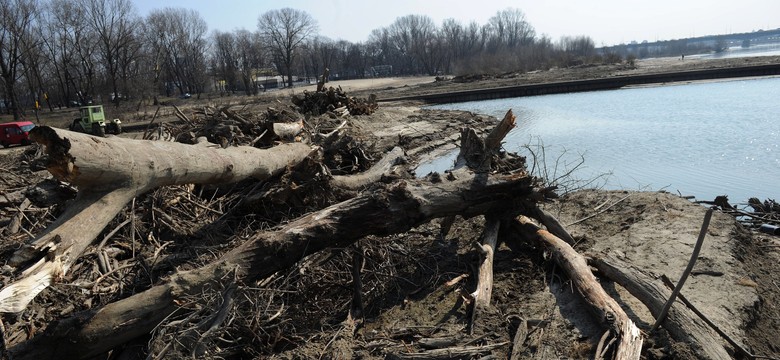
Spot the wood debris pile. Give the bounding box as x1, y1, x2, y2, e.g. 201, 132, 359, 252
699, 195, 780, 229
0, 99, 749, 359
291, 86, 378, 117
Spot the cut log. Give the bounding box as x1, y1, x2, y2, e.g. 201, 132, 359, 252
589, 255, 732, 360
0, 127, 313, 314
8, 169, 539, 359
512, 216, 643, 360
272, 119, 304, 140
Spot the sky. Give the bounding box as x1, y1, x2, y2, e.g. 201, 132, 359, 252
133, 0, 780, 46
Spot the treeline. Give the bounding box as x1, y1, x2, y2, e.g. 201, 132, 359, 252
1, 0, 617, 120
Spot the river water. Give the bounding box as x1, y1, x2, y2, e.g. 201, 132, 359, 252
422, 77, 780, 204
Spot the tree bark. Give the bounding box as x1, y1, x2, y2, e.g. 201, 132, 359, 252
0, 127, 313, 314
589, 255, 732, 360
513, 216, 643, 360
8, 170, 539, 359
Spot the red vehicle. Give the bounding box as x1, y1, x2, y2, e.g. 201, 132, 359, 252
0, 121, 35, 148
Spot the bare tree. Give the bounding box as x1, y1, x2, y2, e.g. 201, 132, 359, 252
487, 8, 535, 50
258, 8, 317, 87
41, 0, 81, 107
22, 21, 48, 113
145, 7, 209, 97
440, 18, 463, 73
367, 27, 396, 72
341, 42, 368, 79
556, 35, 596, 66
304, 36, 337, 80
0, 0, 39, 119
388, 14, 440, 75
234, 29, 265, 95
44, 0, 102, 106
80, 0, 139, 105
211, 30, 238, 93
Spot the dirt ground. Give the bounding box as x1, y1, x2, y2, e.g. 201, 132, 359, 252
2, 55, 780, 359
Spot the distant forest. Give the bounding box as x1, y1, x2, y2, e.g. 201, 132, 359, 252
2, 0, 778, 120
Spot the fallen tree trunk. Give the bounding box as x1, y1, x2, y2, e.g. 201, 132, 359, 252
589, 255, 732, 360
0, 127, 313, 313
9, 170, 540, 359
513, 216, 643, 360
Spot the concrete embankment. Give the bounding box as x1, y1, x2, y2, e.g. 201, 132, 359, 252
381, 63, 780, 104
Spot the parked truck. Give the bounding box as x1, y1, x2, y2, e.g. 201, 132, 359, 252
69, 105, 121, 136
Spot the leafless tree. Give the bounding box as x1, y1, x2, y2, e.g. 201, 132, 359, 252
258, 8, 317, 87
145, 7, 209, 97
302, 36, 337, 80
367, 28, 396, 72
388, 14, 440, 75
22, 21, 48, 113
212, 30, 238, 93
234, 29, 266, 95
42, 0, 101, 107
487, 8, 535, 50
440, 19, 462, 74
41, 0, 81, 108
441, 19, 485, 74
341, 42, 368, 79
556, 35, 596, 66
80, 0, 140, 105
0, 0, 39, 119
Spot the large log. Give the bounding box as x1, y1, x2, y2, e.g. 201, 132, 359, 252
9, 169, 539, 359
589, 255, 732, 360
0, 127, 313, 313
513, 216, 643, 360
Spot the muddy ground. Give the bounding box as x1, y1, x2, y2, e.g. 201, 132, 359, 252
1, 55, 780, 359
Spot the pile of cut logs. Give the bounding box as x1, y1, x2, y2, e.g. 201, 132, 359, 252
291, 86, 378, 117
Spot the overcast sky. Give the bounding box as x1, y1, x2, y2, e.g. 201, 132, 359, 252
133, 0, 780, 46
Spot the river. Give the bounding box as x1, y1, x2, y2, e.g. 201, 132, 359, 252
421, 76, 780, 204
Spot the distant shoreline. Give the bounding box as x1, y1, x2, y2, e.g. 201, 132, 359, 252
379, 62, 780, 104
